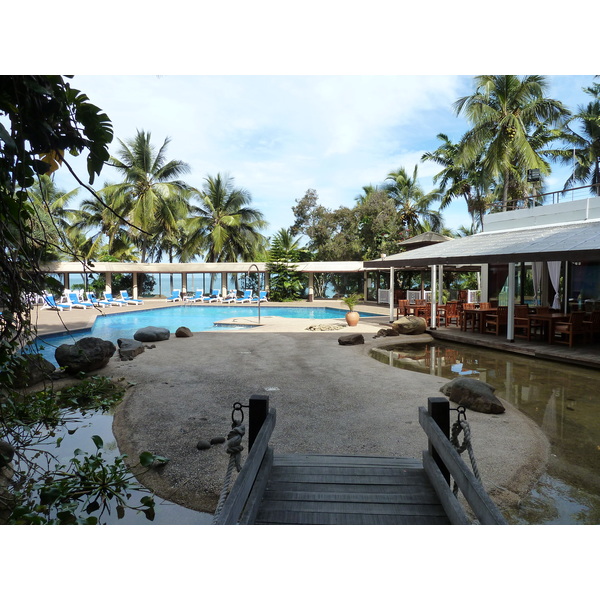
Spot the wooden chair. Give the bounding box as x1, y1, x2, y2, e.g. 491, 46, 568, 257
479, 302, 491, 310
514, 305, 532, 340
461, 303, 476, 331
584, 311, 600, 342
553, 312, 589, 347
396, 299, 409, 319
485, 305, 508, 335
438, 302, 460, 328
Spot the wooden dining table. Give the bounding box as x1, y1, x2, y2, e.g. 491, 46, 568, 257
461, 307, 497, 333
527, 312, 568, 343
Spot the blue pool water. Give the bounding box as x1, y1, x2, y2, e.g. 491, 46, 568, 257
31, 305, 378, 366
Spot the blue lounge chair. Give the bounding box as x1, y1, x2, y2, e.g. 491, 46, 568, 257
185, 290, 204, 302
120, 290, 143, 304
203, 289, 222, 303
222, 290, 237, 304
251, 290, 268, 303
42, 294, 72, 311
87, 292, 112, 307
235, 290, 253, 303
68, 292, 94, 309
166, 289, 181, 302
104, 293, 128, 306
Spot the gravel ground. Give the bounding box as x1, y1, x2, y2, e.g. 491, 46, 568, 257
105, 325, 550, 517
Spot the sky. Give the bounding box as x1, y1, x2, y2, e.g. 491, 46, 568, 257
51, 73, 597, 242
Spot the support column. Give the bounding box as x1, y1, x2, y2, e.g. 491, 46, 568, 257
438, 265, 444, 305
182, 273, 187, 296
389, 267, 395, 322
308, 272, 314, 302
221, 272, 227, 297
430, 264, 437, 330
133, 272, 138, 299
105, 272, 112, 295
507, 262, 515, 342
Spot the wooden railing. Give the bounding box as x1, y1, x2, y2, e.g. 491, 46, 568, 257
419, 397, 507, 525
213, 395, 276, 525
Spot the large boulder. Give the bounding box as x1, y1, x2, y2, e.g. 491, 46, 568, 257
55, 337, 116, 374
133, 326, 171, 342
392, 316, 427, 335
175, 326, 193, 338
338, 333, 364, 345
13, 353, 56, 388
117, 338, 145, 361
440, 378, 505, 414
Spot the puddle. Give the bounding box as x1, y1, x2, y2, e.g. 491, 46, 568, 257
370, 340, 600, 524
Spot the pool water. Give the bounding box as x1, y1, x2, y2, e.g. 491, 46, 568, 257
370, 340, 600, 524
32, 305, 376, 366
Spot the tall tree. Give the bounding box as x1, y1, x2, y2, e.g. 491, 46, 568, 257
104, 130, 192, 262
385, 165, 443, 237
454, 75, 570, 210
182, 173, 268, 262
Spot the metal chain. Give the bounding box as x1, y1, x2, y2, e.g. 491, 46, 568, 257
450, 407, 481, 496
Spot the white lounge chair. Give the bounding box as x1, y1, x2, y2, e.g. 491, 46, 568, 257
235, 290, 253, 303
222, 290, 237, 304
203, 289, 222, 303
166, 289, 181, 302
251, 290, 268, 303
68, 292, 94, 309
120, 290, 143, 304
42, 294, 72, 311
104, 293, 128, 306
185, 290, 204, 302
87, 291, 112, 307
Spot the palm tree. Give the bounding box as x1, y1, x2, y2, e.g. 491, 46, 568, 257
454, 75, 570, 210
422, 133, 490, 230
552, 81, 600, 195
385, 165, 443, 238
104, 130, 192, 262
182, 173, 268, 263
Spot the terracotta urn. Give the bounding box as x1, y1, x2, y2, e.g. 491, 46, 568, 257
345, 311, 360, 327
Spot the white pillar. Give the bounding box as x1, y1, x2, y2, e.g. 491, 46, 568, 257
430, 264, 437, 329
221, 272, 227, 297
182, 273, 187, 295
133, 272, 138, 299
389, 267, 395, 322
105, 272, 112, 294
438, 265, 444, 305
308, 272, 314, 302
507, 262, 515, 342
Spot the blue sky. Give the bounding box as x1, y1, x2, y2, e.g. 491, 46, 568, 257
52, 74, 597, 241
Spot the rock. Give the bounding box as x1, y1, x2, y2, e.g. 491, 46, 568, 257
392, 316, 427, 335
196, 440, 211, 450
338, 333, 364, 345
440, 378, 505, 414
13, 353, 56, 388
175, 326, 193, 338
210, 436, 226, 445
133, 326, 171, 342
117, 338, 145, 361
55, 337, 116, 375
373, 327, 400, 339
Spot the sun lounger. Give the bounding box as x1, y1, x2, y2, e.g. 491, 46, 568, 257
251, 290, 268, 303
185, 290, 204, 302
42, 294, 72, 311
120, 290, 143, 304
67, 292, 94, 309
166, 289, 181, 302
203, 289, 222, 303
87, 292, 112, 307
104, 293, 128, 306
235, 290, 253, 303
221, 290, 237, 304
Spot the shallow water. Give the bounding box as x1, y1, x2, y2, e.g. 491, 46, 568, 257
370, 340, 600, 524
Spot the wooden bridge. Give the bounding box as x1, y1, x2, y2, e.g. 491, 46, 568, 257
213, 396, 507, 525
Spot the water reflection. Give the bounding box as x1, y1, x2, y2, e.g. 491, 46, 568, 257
370, 341, 600, 524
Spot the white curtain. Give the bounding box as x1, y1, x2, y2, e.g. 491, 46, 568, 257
532, 262, 543, 305
547, 261, 561, 309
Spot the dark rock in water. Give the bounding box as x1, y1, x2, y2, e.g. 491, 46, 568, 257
134, 326, 170, 342
196, 440, 211, 450
175, 326, 193, 338
13, 353, 56, 388
210, 436, 226, 445
373, 327, 399, 339
338, 333, 365, 345
117, 338, 145, 361
440, 378, 505, 414
392, 316, 427, 335
55, 337, 116, 375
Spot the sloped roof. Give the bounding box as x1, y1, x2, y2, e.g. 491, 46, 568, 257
400, 231, 453, 248
364, 220, 600, 268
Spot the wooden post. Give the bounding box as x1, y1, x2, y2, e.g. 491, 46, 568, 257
248, 395, 269, 452
428, 397, 450, 484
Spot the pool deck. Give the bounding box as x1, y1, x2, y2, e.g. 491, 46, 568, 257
30, 299, 600, 368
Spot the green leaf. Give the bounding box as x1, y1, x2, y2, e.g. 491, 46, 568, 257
139, 451, 155, 467
91, 435, 103, 449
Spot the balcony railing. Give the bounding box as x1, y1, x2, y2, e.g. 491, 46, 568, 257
491, 183, 600, 212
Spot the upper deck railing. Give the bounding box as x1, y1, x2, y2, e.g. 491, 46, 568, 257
490, 183, 600, 212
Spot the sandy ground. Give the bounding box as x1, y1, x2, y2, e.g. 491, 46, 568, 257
98, 315, 550, 517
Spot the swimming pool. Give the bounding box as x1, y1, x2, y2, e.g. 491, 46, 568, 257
31, 305, 378, 365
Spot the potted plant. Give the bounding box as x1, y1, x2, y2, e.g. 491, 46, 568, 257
342, 293, 363, 326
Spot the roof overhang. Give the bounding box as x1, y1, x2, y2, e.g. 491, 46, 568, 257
364, 220, 600, 269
